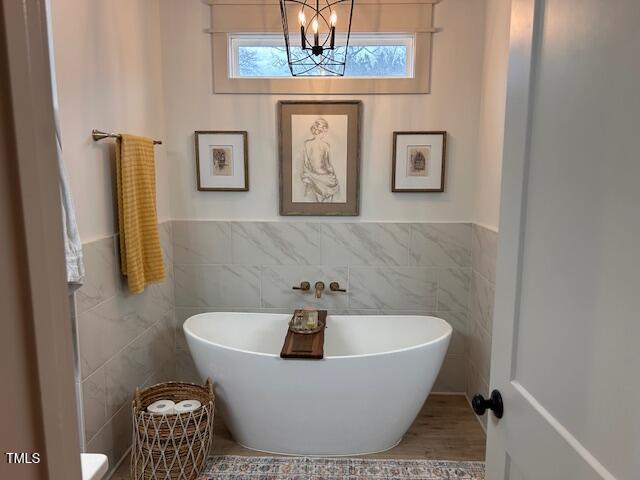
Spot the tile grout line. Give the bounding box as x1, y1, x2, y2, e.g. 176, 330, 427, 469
85, 355, 167, 451
407, 224, 413, 267
472, 267, 497, 288
101, 310, 174, 390
81, 303, 175, 382
79, 220, 174, 312
167, 222, 179, 363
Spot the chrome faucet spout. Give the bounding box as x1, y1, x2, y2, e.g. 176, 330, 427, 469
314, 281, 325, 299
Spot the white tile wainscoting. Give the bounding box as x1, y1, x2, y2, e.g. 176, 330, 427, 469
171, 221, 475, 394
74, 221, 497, 474
74, 222, 176, 476
465, 224, 498, 429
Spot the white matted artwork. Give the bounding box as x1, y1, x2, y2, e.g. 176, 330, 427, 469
279, 101, 361, 216
392, 131, 446, 192
195, 131, 248, 191
291, 115, 348, 204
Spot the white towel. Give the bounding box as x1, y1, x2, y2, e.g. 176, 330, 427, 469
56, 116, 85, 286
46, 3, 84, 288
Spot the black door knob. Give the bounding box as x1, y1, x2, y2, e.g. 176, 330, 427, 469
472, 389, 504, 419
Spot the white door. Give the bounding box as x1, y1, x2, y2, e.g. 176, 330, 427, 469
483, 0, 640, 479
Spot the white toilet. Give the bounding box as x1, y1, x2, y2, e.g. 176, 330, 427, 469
80, 454, 108, 480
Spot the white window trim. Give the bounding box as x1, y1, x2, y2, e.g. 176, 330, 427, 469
208, 0, 439, 94
228, 32, 416, 80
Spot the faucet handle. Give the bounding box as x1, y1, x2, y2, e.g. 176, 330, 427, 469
329, 282, 347, 293
292, 281, 311, 291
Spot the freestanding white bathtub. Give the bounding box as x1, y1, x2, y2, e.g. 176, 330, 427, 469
183, 313, 451, 456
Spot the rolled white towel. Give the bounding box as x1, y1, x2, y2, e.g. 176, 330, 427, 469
174, 400, 201, 414
147, 399, 176, 415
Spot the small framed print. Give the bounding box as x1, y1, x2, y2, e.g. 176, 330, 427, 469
195, 131, 249, 191
392, 131, 447, 192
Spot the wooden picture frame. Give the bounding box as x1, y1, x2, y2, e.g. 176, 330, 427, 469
195, 130, 249, 191
278, 101, 362, 216
392, 131, 447, 192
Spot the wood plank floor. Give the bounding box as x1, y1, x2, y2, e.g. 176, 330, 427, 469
112, 394, 485, 479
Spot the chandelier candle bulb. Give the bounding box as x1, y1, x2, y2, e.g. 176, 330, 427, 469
298, 10, 307, 49
312, 17, 319, 47
330, 10, 337, 48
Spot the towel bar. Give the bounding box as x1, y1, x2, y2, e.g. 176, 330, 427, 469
92, 129, 162, 145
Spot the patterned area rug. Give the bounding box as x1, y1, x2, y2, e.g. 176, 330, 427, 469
199, 455, 485, 479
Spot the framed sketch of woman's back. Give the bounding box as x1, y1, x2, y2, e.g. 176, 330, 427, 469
279, 101, 362, 216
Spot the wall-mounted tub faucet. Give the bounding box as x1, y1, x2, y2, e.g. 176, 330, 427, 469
292, 281, 345, 298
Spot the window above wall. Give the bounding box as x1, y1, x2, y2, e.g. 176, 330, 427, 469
207, 0, 439, 94
229, 33, 415, 79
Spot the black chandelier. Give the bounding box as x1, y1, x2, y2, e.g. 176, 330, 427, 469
279, 0, 355, 76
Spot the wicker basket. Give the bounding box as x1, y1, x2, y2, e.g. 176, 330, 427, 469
131, 379, 214, 480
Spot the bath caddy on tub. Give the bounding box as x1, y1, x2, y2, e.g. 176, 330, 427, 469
131, 379, 214, 480
280, 310, 327, 359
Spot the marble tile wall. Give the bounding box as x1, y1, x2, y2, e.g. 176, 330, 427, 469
466, 223, 498, 429
172, 221, 473, 393
73, 219, 495, 472
75, 222, 176, 476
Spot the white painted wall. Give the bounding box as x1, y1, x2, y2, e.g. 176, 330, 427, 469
473, 0, 511, 231
50, 0, 504, 231
158, 0, 487, 222
51, 0, 171, 243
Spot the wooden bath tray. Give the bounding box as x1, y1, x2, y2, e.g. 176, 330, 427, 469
280, 310, 327, 360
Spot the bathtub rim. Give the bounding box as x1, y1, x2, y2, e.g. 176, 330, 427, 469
183, 312, 452, 360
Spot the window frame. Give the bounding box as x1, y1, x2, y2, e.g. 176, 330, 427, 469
228, 32, 417, 80
208, 0, 438, 95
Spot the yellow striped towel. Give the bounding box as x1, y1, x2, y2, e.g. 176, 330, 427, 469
115, 134, 165, 294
